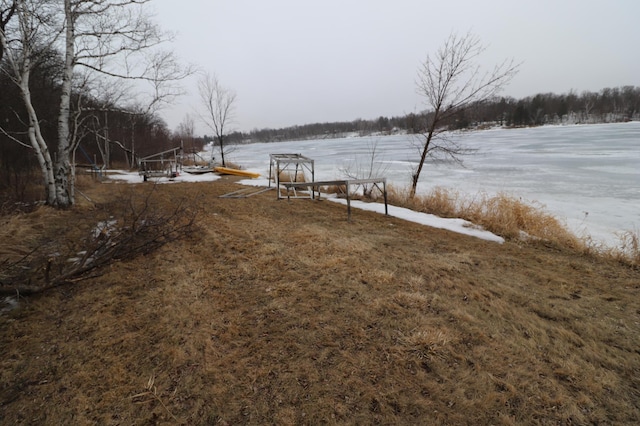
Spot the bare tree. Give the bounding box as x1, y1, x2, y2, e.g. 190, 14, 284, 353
340, 140, 389, 198
411, 31, 519, 198
0, 0, 15, 63
0, 0, 60, 205
176, 113, 202, 163
0, 0, 190, 208
56, 0, 190, 206
176, 113, 195, 147
197, 73, 236, 167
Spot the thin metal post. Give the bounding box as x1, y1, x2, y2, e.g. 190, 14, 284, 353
383, 179, 388, 215
346, 182, 351, 221
276, 159, 281, 199
311, 160, 315, 200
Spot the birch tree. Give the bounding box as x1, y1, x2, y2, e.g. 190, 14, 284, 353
0, 0, 59, 205
0, 0, 189, 208
197, 73, 236, 167
411, 31, 519, 198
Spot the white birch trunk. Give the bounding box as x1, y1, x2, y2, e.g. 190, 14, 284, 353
54, 0, 75, 207
1, 0, 57, 205
20, 73, 57, 205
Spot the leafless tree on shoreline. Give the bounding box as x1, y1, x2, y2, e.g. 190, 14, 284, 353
197, 73, 237, 167
411, 31, 520, 198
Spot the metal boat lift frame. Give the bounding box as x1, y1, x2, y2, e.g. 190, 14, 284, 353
269, 153, 315, 199
138, 146, 183, 181
282, 178, 388, 221
265, 152, 389, 220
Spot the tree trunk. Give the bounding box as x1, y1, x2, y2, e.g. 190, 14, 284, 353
410, 109, 439, 199
103, 111, 110, 168
219, 136, 226, 166
130, 120, 136, 168
54, 0, 76, 208
410, 129, 434, 199
20, 77, 56, 205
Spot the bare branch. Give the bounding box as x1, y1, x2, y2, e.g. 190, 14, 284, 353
197, 73, 237, 166
410, 31, 520, 198
1, 0, 192, 207
0, 125, 32, 148
0, 187, 200, 295
0, 0, 16, 62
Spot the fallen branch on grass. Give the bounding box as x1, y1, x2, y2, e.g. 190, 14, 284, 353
131, 375, 179, 422
0, 190, 199, 296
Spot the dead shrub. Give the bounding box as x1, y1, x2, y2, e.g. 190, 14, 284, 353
616, 230, 640, 266
0, 184, 200, 295
0, 168, 45, 213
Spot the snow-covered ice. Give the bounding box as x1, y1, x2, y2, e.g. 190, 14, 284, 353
228, 122, 640, 248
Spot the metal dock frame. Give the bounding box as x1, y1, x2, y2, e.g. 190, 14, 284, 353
138, 146, 183, 181
282, 178, 388, 221
269, 153, 315, 199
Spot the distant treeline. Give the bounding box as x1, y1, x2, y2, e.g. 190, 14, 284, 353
224, 86, 640, 144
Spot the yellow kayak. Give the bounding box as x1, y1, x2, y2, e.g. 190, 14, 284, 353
213, 166, 260, 179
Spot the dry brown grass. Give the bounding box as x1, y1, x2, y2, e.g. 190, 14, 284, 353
609, 229, 640, 267
320, 184, 347, 195
222, 161, 243, 170
387, 185, 640, 265
1, 177, 639, 424
0, 179, 199, 295
275, 170, 307, 183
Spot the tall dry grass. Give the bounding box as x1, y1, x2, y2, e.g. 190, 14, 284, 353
390, 186, 571, 244
606, 229, 640, 267
273, 170, 307, 183
388, 185, 640, 265
389, 186, 578, 243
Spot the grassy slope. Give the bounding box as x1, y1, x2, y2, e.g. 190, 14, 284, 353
1, 178, 639, 425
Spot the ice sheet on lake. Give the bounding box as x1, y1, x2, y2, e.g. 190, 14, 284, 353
228, 122, 640, 248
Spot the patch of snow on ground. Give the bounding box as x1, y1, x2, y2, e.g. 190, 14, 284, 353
105, 170, 221, 184
329, 198, 504, 244
236, 179, 504, 243
1, 296, 19, 313
93, 219, 118, 238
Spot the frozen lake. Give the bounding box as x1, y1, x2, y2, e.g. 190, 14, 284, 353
226, 122, 640, 247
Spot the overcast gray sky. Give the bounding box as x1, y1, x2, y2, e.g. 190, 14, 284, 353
151, 0, 639, 133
